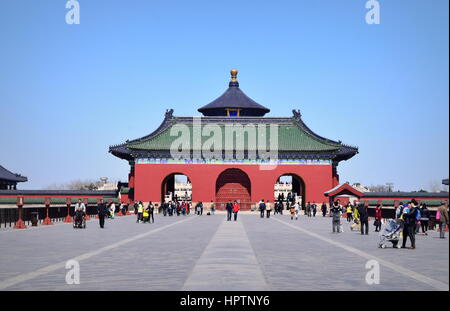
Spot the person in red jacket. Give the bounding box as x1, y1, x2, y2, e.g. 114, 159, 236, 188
374, 204, 382, 232
233, 200, 240, 221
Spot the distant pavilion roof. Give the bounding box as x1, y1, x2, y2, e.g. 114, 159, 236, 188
197, 69, 270, 117
109, 69, 358, 163
0, 165, 27, 183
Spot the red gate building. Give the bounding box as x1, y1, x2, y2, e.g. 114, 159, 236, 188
109, 69, 358, 209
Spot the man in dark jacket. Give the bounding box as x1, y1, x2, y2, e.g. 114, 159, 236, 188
402, 202, 418, 249
259, 200, 266, 218
97, 199, 108, 228
226, 200, 233, 221
330, 201, 342, 233
357, 203, 369, 235
321, 202, 327, 217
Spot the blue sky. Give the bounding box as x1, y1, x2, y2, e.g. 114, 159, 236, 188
0, 0, 448, 191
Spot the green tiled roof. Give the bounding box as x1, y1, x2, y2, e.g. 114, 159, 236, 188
421, 200, 443, 206
0, 197, 17, 204
381, 200, 395, 206
24, 198, 45, 204
127, 122, 341, 152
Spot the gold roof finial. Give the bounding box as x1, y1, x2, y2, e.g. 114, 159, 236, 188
230, 68, 238, 82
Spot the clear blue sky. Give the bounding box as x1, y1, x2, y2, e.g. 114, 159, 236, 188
0, 0, 448, 191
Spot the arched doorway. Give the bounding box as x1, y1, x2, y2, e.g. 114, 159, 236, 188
274, 174, 306, 208
161, 173, 192, 203
215, 168, 251, 210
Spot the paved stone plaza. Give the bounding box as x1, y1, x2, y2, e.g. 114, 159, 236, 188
0, 212, 448, 291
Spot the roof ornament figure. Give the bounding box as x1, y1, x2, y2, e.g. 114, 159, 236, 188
292, 109, 301, 119
165, 109, 174, 119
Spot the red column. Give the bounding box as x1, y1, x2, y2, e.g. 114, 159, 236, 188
42, 197, 53, 225
64, 198, 73, 223
13, 197, 27, 229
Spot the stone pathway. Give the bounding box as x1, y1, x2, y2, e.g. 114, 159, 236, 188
183, 218, 269, 291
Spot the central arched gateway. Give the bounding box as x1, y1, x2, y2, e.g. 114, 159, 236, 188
215, 168, 251, 210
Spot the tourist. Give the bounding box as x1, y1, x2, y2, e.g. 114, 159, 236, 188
137, 201, 144, 223
233, 200, 240, 221
374, 204, 382, 232
419, 203, 430, 235
294, 201, 299, 220
357, 203, 369, 235
330, 201, 341, 233
162, 201, 168, 216
266, 200, 272, 218
401, 201, 418, 249
346, 203, 353, 222
306, 202, 311, 217
226, 200, 233, 221
109, 201, 116, 219
148, 201, 154, 223
321, 202, 327, 217
437, 202, 449, 239
97, 199, 108, 228
259, 200, 266, 218
289, 203, 295, 220
396, 202, 405, 219
210, 200, 215, 215
279, 201, 283, 215
196, 201, 203, 215
75, 199, 86, 215
312, 202, 317, 217
133, 201, 139, 215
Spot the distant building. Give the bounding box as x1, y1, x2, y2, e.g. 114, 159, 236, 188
0, 165, 27, 190
351, 182, 371, 193
97, 177, 117, 191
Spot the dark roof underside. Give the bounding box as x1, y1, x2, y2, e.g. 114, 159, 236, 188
0, 165, 27, 183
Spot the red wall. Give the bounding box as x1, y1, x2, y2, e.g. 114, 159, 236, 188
134, 163, 333, 208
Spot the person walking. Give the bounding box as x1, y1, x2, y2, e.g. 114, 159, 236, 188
266, 200, 272, 218
357, 203, 369, 235
233, 200, 240, 221
109, 202, 116, 219
330, 201, 341, 233
226, 200, 233, 221
210, 201, 215, 215
259, 200, 266, 218
136, 201, 144, 223
97, 199, 108, 228
401, 202, 418, 249
148, 201, 154, 223
419, 203, 429, 235
294, 202, 300, 220
374, 204, 382, 232
312, 202, 317, 217
346, 203, 353, 222
290, 203, 295, 220
437, 203, 449, 239
321, 202, 327, 217
306, 202, 311, 217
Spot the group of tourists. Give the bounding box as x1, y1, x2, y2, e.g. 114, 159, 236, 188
327, 199, 450, 249
225, 200, 240, 221
133, 201, 155, 223
161, 200, 192, 216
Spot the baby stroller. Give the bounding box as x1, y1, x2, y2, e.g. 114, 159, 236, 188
142, 210, 150, 223
73, 210, 86, 229
350, 218, 360, 231
378, 219, 403, 248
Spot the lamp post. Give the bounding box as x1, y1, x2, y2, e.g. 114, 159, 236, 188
13, 197, 27, 229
